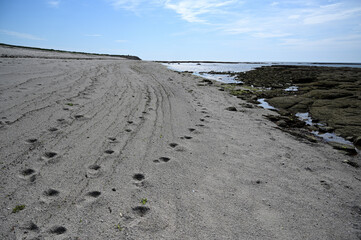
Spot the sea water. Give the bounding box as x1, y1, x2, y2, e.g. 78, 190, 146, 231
162, 62, 361, 83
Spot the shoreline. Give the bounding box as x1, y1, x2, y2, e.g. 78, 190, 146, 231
157, 60, 361, 66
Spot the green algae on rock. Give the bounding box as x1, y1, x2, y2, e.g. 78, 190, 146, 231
234, 65, 361, 144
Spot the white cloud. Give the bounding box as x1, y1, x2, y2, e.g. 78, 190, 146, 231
271, 2, 279, 6
48, 1, 60, 7
115, 39, 128, 43
0, 30, 45, 41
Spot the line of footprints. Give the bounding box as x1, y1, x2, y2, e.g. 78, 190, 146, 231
18, 102, 209, 236
18, 111, 95, 236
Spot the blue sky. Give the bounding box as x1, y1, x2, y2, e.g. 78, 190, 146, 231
1, 0, 361, 62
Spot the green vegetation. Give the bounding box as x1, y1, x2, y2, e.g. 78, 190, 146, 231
234, 65, 361, 150
140, 198, 148, 205
66, 103, 74, 106
117, 224, 123, 231
12, 204, 25, 213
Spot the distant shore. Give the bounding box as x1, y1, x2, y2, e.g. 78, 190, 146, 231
0, 43, 141, 60
157, 60, 361, 65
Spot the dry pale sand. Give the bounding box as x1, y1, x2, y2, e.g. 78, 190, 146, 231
0, 46, 360, 240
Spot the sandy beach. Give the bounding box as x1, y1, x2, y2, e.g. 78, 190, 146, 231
0, 46, 360, 239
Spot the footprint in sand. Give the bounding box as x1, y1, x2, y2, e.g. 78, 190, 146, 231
169, 143, 186, 152
188, 128, 201, 134
21, 168, 35, 176
89, 164, 101, 171
132, 206, 150, 217
86, 191, 101, 198
43, 189, 60, 197
41, 152, 59, 164
87, 164, 101, 178
48, 226, 67, 235
77, 191, 102, 207
180, 136, 192, 140
40, 188, 61, 203
20, 168, 37, 182
74, 114, 85, 120
48, 127, 58, 132
108, 137, 117, 142
133, 173, 146, 187
320, 180, 331, 190
44, 152, 57, 158
154, 157, 171, 163
225, 106, 237, 112
104, 150, 114, 154
26, 138, 38, 144
21, 221, 39, 232
169, 143, 178, 148
133, 173, 145, 181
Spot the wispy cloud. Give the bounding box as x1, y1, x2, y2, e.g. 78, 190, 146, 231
85, 34, 102, 37
115, 39, 128, 43
106, 0, 361, 43
108, 0, 240, 22
108, 0, 142, 10
253, 32, 291, 38
48, 1, 60, 7
281, 34, 361, 47
303, 3, 361, 24
0, 30, 45, 40
164, 0, 238, 23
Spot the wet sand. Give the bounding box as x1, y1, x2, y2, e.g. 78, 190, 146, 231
0, 46, 360, 239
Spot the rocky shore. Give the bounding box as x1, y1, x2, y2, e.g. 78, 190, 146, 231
217, 65, 361, 154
